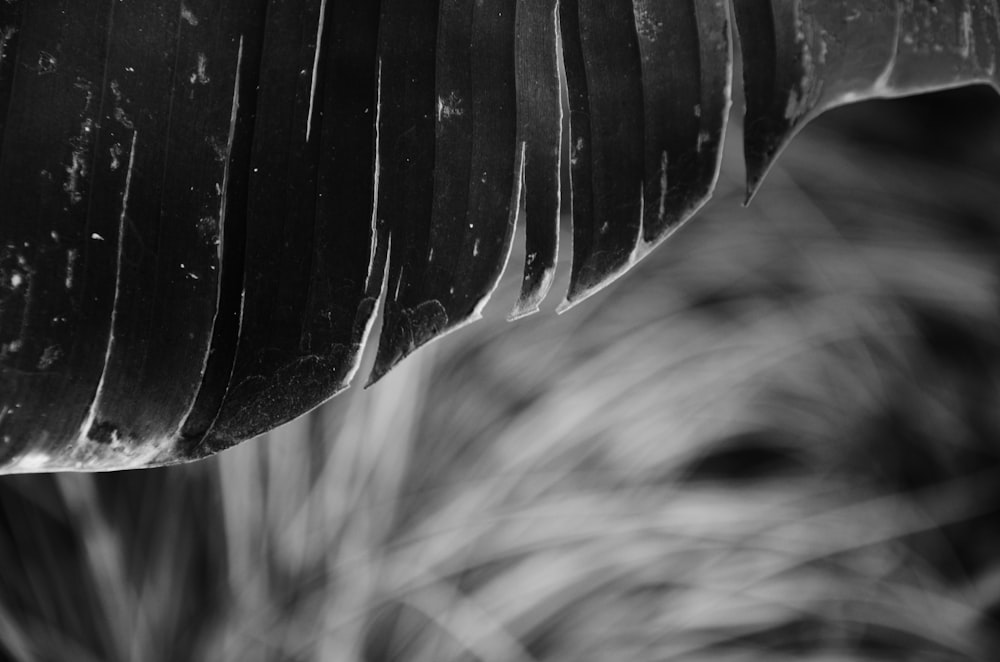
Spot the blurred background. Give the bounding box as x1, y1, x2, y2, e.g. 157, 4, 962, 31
2, 86, 1000, 661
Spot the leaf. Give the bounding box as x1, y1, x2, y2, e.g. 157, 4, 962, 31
734, 0, 1000, 198
369, 0, 522, 384
190, 1, 383, 455
0, 0, 995, 472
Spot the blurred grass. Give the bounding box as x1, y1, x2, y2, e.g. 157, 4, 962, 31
2, 88, 1000, 660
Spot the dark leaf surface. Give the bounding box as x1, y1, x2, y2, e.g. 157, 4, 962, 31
0, 0, 996, 471
196, 0, 382, 454
369, 0, 521, 382
560, 0, 646, 307
510, 0, 561, 320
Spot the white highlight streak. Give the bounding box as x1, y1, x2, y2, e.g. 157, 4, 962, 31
306, 0, 328, 142
364, 58, 383, 293
220, 37, 243, 246
76, 129, 138, 441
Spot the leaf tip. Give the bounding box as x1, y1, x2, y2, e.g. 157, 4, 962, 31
743, 176, 764, 206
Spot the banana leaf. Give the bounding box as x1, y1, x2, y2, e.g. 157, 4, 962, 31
0, 0, 996, 472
